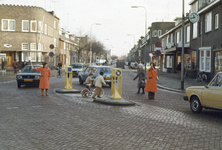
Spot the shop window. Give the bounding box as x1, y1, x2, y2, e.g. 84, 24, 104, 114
167, 56, 172, 68
215, 51, 222, 73
38, 52, 42, 62
199, 48, 211, 72
30, 52, 36, 62
191, 51, 196, 70
22, 52, 29, 62
22, 20, 29, 32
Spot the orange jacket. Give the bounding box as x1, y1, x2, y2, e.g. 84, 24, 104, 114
145, 68, 158, 93
33, 67, 51, 89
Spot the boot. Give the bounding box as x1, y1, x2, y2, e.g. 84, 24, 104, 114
141, 88, 145, 94
41, 89, 44, 96
137, 88, 140, 94
46, 89, 48, 96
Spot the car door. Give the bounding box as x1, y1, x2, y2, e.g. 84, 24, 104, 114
201, 74, 222, 108
82, 67, 89, 81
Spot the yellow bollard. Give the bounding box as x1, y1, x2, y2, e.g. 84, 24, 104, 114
111, 68, 122, 99
65, 66, 73, 89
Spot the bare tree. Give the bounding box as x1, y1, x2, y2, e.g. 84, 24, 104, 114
111, 55, 118, 60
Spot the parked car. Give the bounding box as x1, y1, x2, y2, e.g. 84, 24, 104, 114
16, 65, 42, 88
184, 72, 222, 113
70, 63, 86, 77
130, 62, 135, 69
78, 66, 113, 87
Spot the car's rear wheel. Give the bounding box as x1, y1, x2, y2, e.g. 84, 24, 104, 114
79, 77, 83, 85
17, 82, 21, 88
190, 96, 202, 113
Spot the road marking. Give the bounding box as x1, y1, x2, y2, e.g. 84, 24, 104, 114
0, 80, 16, 84
6, 107, 18, 110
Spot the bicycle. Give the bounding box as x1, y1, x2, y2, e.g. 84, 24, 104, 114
81, 84, 105, 98
195, 71, 207, 82
56, 67, 62, 77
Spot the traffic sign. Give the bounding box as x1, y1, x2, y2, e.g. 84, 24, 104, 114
49, 44, 54, 49
154, 50, 161, 57
49, 52, 54, 57
149, 53, 153, 57
154, 41, 162, 48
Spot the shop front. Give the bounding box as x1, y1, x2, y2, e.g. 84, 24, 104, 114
214, 49, 222, 74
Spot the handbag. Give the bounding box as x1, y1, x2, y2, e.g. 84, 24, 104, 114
140, 79, 146, 87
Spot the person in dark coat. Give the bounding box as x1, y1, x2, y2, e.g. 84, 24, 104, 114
133, 64, 146, 94
176, 62, 182, 78
22, 61, 27, 68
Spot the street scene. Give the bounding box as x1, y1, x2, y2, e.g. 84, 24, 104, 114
1, 0, 222, 149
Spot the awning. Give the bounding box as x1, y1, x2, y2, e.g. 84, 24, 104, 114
213, 49, 222, 52
164, 47, 176, 53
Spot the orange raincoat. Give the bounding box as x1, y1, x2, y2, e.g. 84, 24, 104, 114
33, 67, 51, 89
145, 68, 158, 93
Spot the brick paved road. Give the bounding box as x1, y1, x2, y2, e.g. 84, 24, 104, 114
0, 70, 222, 150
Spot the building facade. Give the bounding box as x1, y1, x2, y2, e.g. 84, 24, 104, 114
0, 4, 60, 68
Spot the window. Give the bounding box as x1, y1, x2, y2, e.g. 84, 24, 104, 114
193, 22, 198, 38
44, 24, 47, 35
30, 43, 36, 50
186, 26, 190, 43
30, 20, 37, 32
215, 14, 219, 29
38, 43, 41, 51
215, 51, 222, 73
22, 20, 29, 32
153, 30, 157, 37
54, 21, 57, 29
64, 42, 66, 50
158, 30, 162, 37
167, 56, 172, 68
22, 43, 29, 50
209, 74, 222, 87
176, 31, 180, 44
38, 52, 42, 62
2, 19, 16, 31
199, 48, 211, 72
30, 52, 36, 62
48, 26, 53, 37
170, 33, 173, 43
22, 52, 29, 61
166, 35, 169, 47
38, 21, 43, 33
205, 12, 212, 32
54, 38, 57, 47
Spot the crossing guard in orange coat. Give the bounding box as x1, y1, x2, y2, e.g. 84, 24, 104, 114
33, 63, 51, 96
145, 62, 158, 99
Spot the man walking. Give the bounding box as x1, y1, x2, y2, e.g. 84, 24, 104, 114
92, 71, 106, 100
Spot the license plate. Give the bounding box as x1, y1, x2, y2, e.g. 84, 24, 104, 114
105, 77, 111, 80
73, 74, 76, 76
24, 79, 33, 82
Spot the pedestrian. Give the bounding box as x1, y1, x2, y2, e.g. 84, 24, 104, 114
145, 62, 159, 99
32, 63, 51, 96
13, 59, 18, 74
92, 71, 106, 100
134, 61, 138, 69
58, 61, 62, 68
22, 60, 27, 68
176, 62, 182, 78
1, 57, 4, 70
133, 64, 146, 94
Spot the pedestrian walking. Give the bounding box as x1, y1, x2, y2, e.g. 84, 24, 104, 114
1, 57, 4, 70
133, 64, 146, 94
176, 62, 181, 78
145, 62, 159, 99
13, 59, 18, 74
32, 63, 51, 96
92, 71, 106, 100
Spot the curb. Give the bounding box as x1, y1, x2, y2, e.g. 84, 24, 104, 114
93, 98, 135, 106
55, 89, 81, 94
157, 84, 185, 93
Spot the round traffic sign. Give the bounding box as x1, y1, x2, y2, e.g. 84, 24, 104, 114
149, 53, 153, 57
49, 44, 54, 49
116, 70, 121, 76
154, 41, 162, 48
49, 52, 54, 57
154, 50, 161, 57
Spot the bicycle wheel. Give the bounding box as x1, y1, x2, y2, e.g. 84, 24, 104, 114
92, 88, 105, 98
81, 88, 90, 98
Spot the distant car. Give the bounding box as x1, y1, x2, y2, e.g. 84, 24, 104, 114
78, 66, 113, 87
70, 63, 86, 77
16, 65, 42, 88
184, 72, 222, 113
130, 62, 135, 69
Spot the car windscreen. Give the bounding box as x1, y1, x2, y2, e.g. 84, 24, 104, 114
22, 66, 41, 73
71, 64, 83, 68
99, 67, 111, 74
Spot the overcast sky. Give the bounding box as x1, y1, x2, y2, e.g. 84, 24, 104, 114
2, 0, 191, 56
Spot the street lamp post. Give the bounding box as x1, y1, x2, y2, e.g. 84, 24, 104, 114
90, 23, 101, 65
131, 6, 147, 70
127, 34, 135, 46
181, 0, 185, 90
124, 42, 130, 53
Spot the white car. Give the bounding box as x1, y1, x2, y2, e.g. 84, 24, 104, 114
70, 63, 86, 77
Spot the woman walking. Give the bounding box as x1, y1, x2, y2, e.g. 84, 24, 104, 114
32, 63, 51, 96
13, 59, 18, 74
133, 64, 146, 94
145, 62, 158, 99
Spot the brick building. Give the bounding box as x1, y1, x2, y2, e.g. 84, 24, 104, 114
0, 4, 59, 68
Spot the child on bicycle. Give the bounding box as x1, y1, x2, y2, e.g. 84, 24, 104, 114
92, 71, 106, 100
85, 73, 94, 89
